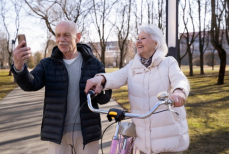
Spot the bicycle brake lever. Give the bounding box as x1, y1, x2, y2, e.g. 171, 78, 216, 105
168, 104, 179, 116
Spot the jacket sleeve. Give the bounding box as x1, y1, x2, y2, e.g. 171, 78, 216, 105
168, 57, 190, 97
97, 62, 130, 90
11, 61, 45, 91
93, 60, 112, 105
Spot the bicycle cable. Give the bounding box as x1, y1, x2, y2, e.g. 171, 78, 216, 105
153, 109, 169, 114
100, 121, 116, 154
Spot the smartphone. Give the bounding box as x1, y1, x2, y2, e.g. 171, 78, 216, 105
18, 34, 27, 47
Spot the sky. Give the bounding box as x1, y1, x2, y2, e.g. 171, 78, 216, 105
0, 1, 50, 53
1, 0, 197, 54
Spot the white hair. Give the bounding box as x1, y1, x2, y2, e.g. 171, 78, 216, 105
56, 20, 78, 38
138, 25, 168, 56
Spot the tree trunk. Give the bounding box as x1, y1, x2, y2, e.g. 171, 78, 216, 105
100, 45, 106, 65
119, 49, 123, 68
44, 40, 50, 58
216, 47, 226, 85
212, 55, 214, 71
188, 48, 193, 76
200, 50, 204, 74
178, 39, 181, 67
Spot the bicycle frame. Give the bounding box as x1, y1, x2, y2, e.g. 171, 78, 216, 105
87, 90, 177, 154
109, 121, 135, 154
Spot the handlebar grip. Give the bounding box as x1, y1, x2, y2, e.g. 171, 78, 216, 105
88, 90, 95, 99
170, 99, 175, 105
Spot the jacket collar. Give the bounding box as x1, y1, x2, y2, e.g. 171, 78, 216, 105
51, 43, 94, 62
131, 49, 165, 74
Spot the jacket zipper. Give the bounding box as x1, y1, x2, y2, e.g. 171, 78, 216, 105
147, 69, 151, 153
79, 57, 99, 146
52, 58, 69, 130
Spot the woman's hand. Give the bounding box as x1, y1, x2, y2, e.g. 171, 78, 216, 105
171, 89, 186, 107
84, 75, 106, 94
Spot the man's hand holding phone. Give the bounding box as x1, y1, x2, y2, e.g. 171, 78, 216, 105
13, 35, 31, 71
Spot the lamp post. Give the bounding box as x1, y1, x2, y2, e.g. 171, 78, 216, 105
12, 40, 15, 50
11, 39, 15, 63
8, 39, 15, 76
166, 0, 179, 60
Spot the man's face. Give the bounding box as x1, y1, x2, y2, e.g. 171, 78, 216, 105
55, 22, 80, 54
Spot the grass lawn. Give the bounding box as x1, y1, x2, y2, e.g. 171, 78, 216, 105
107, 66, 229, 154
0, 69, 18, 100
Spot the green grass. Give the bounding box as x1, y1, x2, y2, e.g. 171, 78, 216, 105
105, 68, 119, 73
107, 66, 229, 154
0, 69, 18, 100
183, 69, 229, 154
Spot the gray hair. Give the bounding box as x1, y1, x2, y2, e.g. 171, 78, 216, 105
138, 25, 168, 56
56, 20, 78, 37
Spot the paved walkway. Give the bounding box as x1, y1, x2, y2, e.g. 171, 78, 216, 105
0, 87, 126, 154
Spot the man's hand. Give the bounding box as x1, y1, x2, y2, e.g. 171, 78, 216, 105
13, 41, 31, 71
171, 89, 186, 107
85, 75, 105, 94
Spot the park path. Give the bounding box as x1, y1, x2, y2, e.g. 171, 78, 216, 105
0, 87, 125, 154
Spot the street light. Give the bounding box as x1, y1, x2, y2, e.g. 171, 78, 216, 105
12, 40, 15, 51
10, 39, 16, 77
11, 39, 15, 65
166, 0, 179, 60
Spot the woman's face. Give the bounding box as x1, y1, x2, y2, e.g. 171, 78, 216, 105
136, 31, 157, 59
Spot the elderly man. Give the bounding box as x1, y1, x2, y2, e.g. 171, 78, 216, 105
11, 20, 112, 154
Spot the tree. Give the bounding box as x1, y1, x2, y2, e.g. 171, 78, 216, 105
0, 32, 8, 68
25, 0, 92, 36
132, 0, 143, 39
204, 50, 217, 70
132, 0, 165, 37
0, 0, 21, 75
34, 51, 43, 66
197, 0, 209, 75
89, 0, 118, 64
180, 0, 198, 76
156, 0, 165, 31
44, 30, 52, 58
225, 0, 229, 45
113, 0, 132, 68
46, 40, 56, 57
146, 0, 155, 24
27, 54, 35, 68
210, 0, 227, 84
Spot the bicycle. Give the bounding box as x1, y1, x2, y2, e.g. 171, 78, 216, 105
87, 90, 179, 154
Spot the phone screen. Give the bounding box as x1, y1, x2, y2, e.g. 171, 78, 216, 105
18, 34, 27, 47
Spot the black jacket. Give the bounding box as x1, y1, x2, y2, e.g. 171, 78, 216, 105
11, 43, 112, 146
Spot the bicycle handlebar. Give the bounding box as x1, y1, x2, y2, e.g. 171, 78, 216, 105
87, 90, 176, 119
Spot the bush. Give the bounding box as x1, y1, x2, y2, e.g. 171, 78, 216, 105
205, 58, 218, 66
193, 58, 200, 66
204, 52, 218, 66
26, 55, 35, 68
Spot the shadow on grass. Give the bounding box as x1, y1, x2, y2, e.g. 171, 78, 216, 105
184, 129, 229, 154
186, 95, 229, 108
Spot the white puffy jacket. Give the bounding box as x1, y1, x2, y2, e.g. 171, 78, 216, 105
102, 50, 190, 154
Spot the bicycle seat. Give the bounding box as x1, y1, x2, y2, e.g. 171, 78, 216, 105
118, 121, 136, 137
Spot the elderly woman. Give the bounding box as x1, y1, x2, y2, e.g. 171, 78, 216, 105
85, 25, 190, 154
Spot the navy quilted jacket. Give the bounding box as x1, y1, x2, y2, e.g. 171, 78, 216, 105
11, 43, 112, 146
